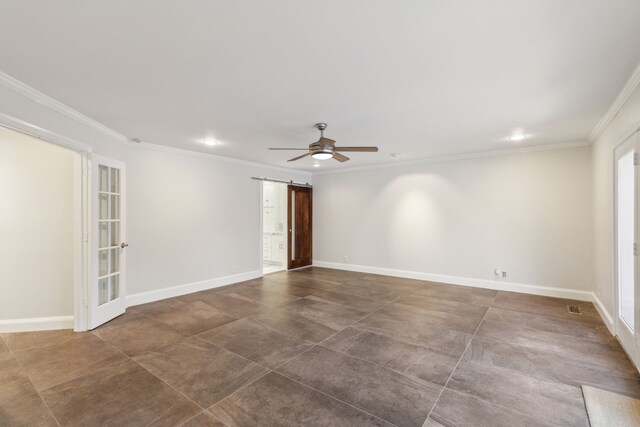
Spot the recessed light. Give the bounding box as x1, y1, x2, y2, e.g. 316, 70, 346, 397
390, 153, 403, 158
509, 133, 529, 142
313, 163, 320, 168
201, 138, 219, 146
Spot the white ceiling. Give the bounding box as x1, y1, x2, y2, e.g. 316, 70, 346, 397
1, 0, 640, 171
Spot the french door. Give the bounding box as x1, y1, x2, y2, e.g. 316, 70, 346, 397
89, 155, 127, 329
615, 132, 639, 367
288, 185, 312, 269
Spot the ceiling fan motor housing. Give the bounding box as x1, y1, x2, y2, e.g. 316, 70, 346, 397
310, 141, 334, 156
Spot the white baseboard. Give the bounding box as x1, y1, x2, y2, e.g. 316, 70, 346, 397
125, 270, 262, 307
591, 293, 615, 334
0, 316, 74, 333
313, 261, 594, 301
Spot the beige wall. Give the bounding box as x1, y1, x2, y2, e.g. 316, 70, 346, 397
592, 83, 640, 319
314, 145, 594, 295
0, 125, 75, 319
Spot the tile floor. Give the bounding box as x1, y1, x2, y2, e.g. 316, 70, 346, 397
1, 267, 639, 426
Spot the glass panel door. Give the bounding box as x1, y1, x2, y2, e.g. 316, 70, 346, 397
90, 155, 126, 329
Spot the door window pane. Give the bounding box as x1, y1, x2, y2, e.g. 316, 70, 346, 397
110, 195, 119, 220
110, 275, 119, 301
99, 165, 109, 192
110, 248, 119, 274
99, 194, 109, 220
110, 221, 119, 247
98, 250, 108, 277
98, 278, 109, 305
618, 149, 635, 331
98, 222, 109, 248
110, 168, 120, 193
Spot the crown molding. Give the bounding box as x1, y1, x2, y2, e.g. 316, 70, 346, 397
136, 141, 312, 177
312, 139, 590, 176
0, 71, 129, 143
0, 112, 92, 153
589, 60, 640, 143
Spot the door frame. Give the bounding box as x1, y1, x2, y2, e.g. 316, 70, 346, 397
0, 113, 92, 331
614, 130, 640, 367
287, 185, 313, 270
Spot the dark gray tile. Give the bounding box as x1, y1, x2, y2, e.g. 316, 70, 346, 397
485, 306, 614, 343
210, 372, 393, 427
280, 297, 371, 331
431, 388, 556, 427
134, 336, 269, 407
355, 306, 473, 356
13, 333, 127, 391
198, 318, 313, 368
0, 351, 50, 427
42, 359, 200, 426
93, 315, 185, 357
1, 329, 83, 352
407, 283, 497, 307
464, 336, 640, 398
476, 320, 630, 366
491, 292, 602, 323
130, 297, 187, 317
150, 301, 237, 335
322, 327, 458, 385
178, 291, 265, 318
290, 288, 385, 312
220, 286, 301, 308
380, 302, 484, 334
250, 307, 339, 343
447, 361, 589, 426
277, 346, 441, 426
0, 392, 58, 427
181, 411, 227, 427
394, 293, 488, 318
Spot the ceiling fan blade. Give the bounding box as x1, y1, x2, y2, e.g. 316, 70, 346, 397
269, 148, 309, 150
333, 152, 350, 162
318, 137, 336, 147
287, 153, 311, 162
334, 146, 379, 152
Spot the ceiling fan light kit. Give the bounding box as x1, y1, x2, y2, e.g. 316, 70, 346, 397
269, 123, 378, 163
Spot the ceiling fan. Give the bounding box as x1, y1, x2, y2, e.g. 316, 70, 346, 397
269, 123, 378, 162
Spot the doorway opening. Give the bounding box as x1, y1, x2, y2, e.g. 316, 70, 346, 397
262, 181, 288, 274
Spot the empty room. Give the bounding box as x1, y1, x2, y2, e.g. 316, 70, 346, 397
2, 1, 640, 426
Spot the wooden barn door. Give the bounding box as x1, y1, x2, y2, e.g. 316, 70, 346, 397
288, 185, 312, 269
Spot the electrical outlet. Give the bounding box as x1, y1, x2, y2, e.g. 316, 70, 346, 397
344, 255, 349, 263
502, 271, 507, 278
232, 264, 238, 273
494, 268, 501, 277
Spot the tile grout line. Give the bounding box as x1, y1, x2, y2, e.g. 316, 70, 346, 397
422, 295, 496, 426
274, 370, 401, 427
91, 332, 208, 417
3, 337, 62, 427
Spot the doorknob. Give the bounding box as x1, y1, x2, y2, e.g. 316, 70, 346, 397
120, 242, 129, 249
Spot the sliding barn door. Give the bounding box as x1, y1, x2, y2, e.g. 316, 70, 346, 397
288, 185, 312, 269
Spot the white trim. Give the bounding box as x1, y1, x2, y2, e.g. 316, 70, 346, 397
0, 71, 128, 144
590, 61, 640, 142
0, 112, 92, 153
135, 141, 312, 177
125, 270, 262, 307
312, 140, 590, 176
591, 293, 615, 334
0, 316, 74, 333
313, 260, 593, 301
